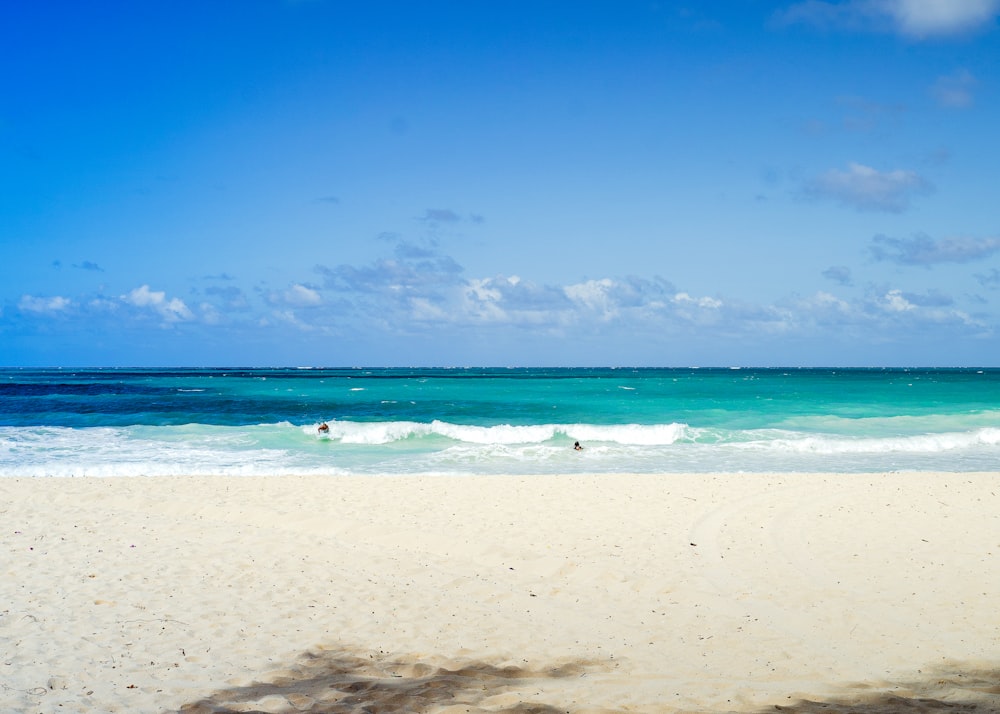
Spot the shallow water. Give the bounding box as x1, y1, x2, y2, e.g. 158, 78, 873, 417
3, 367, 999, 476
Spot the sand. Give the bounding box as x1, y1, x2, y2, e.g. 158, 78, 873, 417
1, 472, 999, 714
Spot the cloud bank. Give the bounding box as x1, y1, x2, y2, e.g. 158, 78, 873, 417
7, 231, 995, 362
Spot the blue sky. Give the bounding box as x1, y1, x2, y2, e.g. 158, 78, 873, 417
3, 0, 1000, 367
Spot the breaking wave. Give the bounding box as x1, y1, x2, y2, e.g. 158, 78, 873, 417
3, 420, 999, 477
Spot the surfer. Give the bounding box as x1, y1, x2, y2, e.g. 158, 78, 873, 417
318, 422, 330, 434
574, 441, 583, 451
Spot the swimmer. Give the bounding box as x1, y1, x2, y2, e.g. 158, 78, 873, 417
318, 422, 330, 434
574, 441, 583, 451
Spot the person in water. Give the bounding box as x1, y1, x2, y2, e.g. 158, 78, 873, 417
574, 441, 583, 451
318, 422, 330, 434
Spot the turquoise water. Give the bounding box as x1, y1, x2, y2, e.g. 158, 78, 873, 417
2, 367, 999, 476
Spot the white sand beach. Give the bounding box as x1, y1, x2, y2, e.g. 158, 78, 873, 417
2, 472, 999, 713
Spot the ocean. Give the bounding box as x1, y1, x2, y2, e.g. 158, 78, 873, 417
2, 367, 999, 477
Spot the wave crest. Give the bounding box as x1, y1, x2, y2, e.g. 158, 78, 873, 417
311, 420, 690, 446
754, 426, 1000, 455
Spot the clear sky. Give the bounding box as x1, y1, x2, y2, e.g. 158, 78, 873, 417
3, 0, 999, 367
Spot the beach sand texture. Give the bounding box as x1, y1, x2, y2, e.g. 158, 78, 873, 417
2, 472, 999, 713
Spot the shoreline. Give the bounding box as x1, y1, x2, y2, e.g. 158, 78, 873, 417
3, 472, 999, 713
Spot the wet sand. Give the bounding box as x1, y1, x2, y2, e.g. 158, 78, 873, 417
2, 472, 999, 713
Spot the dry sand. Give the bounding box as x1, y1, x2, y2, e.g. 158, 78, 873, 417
1, 472, 999, 714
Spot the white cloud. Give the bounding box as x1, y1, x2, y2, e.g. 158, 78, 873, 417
459, 278, 511, 323
874, 289, 985, 329
452, 275, 571, 327
19, 295, 71, 313
776, 0, 1000, 38
122, 285, 193, 322
15, 261, 994, 358
672, 292, 723, 309
87, 297, 119, 313
811, 291, 852, 311
805, 162, 932, 212
889, 0, 1000, 37
263, 284, 324, 309
564, 279, 617, 316
882, 288, 916, 312
353, 271, 992, 354
284, 284, 322, 307
53, 243, 980, 354
466, 277, 506, 304
773, 287, 988, 342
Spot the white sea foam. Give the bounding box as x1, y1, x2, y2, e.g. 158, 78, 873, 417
4, 420, 1000, 477
747, 427, 1000, 455
565, 422, 688, 445
308, 420, 689, 446
432, 421, 558, 444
